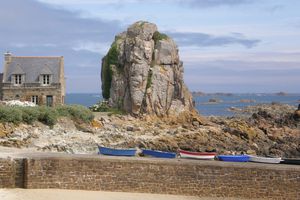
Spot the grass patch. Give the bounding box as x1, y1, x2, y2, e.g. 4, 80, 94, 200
0, 105, 94, 126
0, 106, 22, 124
107, 108, 126, 116
38, 106, 58, 127
20, 107, 41, 124
152, 31, 168, 45
89, 101, 125, 115
60, 105, 94, 123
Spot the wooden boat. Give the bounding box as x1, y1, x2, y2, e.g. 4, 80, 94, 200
98, 146, 136, 156
217, 155, 250, 162
249, 155, 282, 164
179, 150, 217, 160
281, 158, 300, 165
142, 149, 176, 158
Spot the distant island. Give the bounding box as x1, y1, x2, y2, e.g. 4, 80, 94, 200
192, 91, 233, 96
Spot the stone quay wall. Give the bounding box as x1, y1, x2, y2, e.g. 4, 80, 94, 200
0, 158, 15, 188
1, 154, 300, 199
24, 155, 300, 199
0, 158, 24, 188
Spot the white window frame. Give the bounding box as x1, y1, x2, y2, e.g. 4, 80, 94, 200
31, 96, 38, 105
15, 74, 22, 85
43, 75, 50, 85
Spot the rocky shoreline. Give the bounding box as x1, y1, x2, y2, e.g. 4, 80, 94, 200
0, 103, 299, 158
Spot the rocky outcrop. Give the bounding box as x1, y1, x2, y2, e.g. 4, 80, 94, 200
0, 104, 299, 157
101, 21, 194, 117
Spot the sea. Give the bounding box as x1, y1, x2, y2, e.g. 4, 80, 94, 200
65, 93, 300, 116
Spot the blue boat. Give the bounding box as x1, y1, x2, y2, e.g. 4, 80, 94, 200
142, 149, 176, 158
98, 146, 136, 156
217, 155, 250, 162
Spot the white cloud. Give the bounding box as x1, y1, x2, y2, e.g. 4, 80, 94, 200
36, 0, 141, 6
72, 41, 110, 54
180, 50, 300, 70
10, 43, 57, 48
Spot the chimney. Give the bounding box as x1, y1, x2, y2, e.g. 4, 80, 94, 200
4, 51, 12, 63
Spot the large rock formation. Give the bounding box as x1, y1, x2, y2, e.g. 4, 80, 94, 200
101, 21, 194, 116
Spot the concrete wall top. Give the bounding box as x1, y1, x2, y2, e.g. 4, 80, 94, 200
22, 152, 300, 171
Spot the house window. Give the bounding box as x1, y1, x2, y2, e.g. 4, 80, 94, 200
46, 95, 53, 107
43, 75, 50, 85
15, 75, 22, 85
31, 96, 38, 105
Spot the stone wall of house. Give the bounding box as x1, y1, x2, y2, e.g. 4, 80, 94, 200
22, 155, 300, 199
1, 84, 63, 106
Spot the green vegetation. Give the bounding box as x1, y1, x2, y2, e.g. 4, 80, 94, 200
152, 31, 168, 44
146, 70, 153, 89
89, 101, 125, 115
21, 107, 42, 124
56, 105, 94, 123
102, 42, 120, 100
0, 107, 23, 124
89, 101, 110, 112
138, 21, 146, 27
37, 106, 58, 126
141, 69, 153, 113
107, 108, 126, 116
0, 105, 94, 126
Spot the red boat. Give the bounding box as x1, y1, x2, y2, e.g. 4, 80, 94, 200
179, 150, 217, 160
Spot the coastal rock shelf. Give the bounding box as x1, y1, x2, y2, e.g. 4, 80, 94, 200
0, 103, 299, 158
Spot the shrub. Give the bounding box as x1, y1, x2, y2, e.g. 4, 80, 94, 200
38, 106, 58, 126
62, 105, 94, 123
89, 101, 125, 115
55, 105, 71, 117
20, 107, 39, 124
0, 106, 22, 124
89, 101, 110, 112
152, 31, 168, 44
0, 104, 94, 126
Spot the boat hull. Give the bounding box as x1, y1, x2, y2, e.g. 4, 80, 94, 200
142, 149, 176, 158
249, 156, 282, 164
281, 158, 300, 165
179, 150, 217, 160
218, 155, 250, 162
98, 146, 136, 156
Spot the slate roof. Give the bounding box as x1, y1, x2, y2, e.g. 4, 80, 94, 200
39, 65, 53, 75
4, 56, 62, 83
11, 64, 25, 74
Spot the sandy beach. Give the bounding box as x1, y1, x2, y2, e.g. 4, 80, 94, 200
0, 189, 238, 200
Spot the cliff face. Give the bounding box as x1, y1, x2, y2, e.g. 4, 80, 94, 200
101, 21, 194, 116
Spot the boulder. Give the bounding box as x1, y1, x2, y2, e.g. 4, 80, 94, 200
294, 110, 300, 120
101, 21, 194, 117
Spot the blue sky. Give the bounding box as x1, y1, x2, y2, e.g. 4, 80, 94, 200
0, 0, 299, 93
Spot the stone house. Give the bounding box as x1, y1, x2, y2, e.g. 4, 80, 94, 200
0, 52, 65, 106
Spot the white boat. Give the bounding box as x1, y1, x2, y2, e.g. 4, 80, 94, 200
249, 155, 282, 164
179, 150, 217, 160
